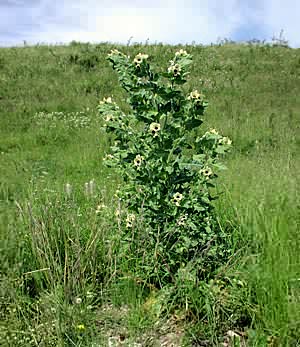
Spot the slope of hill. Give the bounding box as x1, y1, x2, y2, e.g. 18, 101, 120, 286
1, 42, 299, 346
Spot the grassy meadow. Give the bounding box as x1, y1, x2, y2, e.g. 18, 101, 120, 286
0, 41, 300, 346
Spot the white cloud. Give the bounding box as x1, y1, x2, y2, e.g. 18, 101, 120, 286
260, 0, 300, 47
11, 0, 245, 45
0, 0, 300, 47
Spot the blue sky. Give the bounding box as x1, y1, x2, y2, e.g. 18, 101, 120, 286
1, 0, 299, 47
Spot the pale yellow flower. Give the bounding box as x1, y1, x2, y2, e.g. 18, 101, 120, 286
103, 154, 114, 161
177, 214, 188, 226
126, 214, 136, 228
199, 167, 213, 178
134, 154, 144, 168
108, 49, 122, 57
188, 90, 205, 106
133, 53, 149, 65
99, 96, 113, 105
218, 137, 232, 145
104, 114, 114, 122
187, 90, 200, 100
173, 192, 183, 206
209, 128, 219, 135
74, 297, 82, 304
175, 49, 188, 57
149, 122, 161, 137
168, 63, 181, 76
76, 324, 85, 331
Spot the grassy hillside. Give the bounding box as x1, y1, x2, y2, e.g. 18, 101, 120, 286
1, 42, 300, 346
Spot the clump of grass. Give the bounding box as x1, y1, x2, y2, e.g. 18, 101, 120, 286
33, 108, 94, 129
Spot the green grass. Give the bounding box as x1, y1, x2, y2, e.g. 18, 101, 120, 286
1, 41, 299, 346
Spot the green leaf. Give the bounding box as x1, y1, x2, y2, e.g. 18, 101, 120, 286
185, 118, 202, 130
212, 162, 227, 171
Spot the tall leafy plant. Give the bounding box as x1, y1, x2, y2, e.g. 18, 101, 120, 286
98, 49, 232, 286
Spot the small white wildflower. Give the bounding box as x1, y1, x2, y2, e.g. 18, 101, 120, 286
173, 192, 183, 206
188, 90, 199, 99
103, 154, 114, 161
76, 324, 85, 331
209, 128, 219, 135
149, 122, 161, 137
168, 63, 181, 76
75, 297, 82, 304
177, 214, 188, 226
126, 214, 136, 228
134, 154, 144, 168
203, 129, 218, 137
99, 96, 113, 105
199, 167, 213, 178
175, 49, 188, 57
133, 53, 149, 66
218, 136, 232, 145
187, 90, 205, 106
104, 114, 114, 122
108, 49, 126, 58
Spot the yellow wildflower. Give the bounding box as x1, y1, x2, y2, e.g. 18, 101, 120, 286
173, 192, 183, 206
149, 122, 161, 137
76, 324, 85, 331
126, 214, 136, 228
74, 297, 82, 304
99, 96, 113, 105
168, 63, 181, 76
218, 137, 232, 145
104, 114, 114, 122
209, 128, 219, 135
187, 90, 205, 105
103, 154, 114, 161
199, 167, 213, 178
133, 53, 149, 65
134, 154, 144, 168
108, 49, 123, 57
177, 214, 188, 226
175, 49, 188, 57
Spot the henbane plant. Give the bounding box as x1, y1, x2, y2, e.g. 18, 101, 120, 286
98, 48, 232, 286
